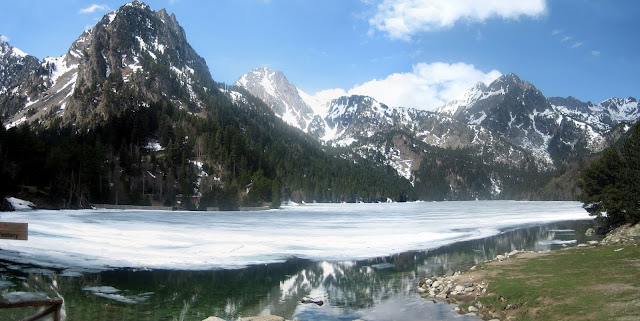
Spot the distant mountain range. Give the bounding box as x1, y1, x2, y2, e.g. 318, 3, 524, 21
234, 67, 638, 183
1, 0, 638, 204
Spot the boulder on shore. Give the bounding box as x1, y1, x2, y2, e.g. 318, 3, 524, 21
600, 223, 640, 245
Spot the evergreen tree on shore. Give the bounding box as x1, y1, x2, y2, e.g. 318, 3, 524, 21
578, 121, 640, 229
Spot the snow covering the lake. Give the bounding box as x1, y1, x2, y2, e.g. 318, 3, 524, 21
0, 201, 590, 272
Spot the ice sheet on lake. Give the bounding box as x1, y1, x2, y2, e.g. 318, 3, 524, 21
0, 201, 591, 271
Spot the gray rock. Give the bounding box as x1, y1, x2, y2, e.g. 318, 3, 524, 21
468, 306, 478, 312
585, 228, 595, 236
588, 240, 599, 245
300, 297, 323, 306
240, 316, 285, 321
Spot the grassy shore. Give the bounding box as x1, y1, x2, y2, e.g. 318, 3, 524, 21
451, 244, 640, 320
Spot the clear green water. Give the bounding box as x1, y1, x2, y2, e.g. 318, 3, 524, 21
0, 220, 596, 321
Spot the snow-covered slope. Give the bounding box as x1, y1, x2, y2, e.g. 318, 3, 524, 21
437, 74, 640, 165
234, 67, 316, 131
235, 70, 544, 181
1, 0, 213, 128
236, 68, 639, 183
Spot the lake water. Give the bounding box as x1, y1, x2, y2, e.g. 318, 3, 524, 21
0, 201, 594, 320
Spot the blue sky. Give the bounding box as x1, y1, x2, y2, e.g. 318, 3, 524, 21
1, 0, 639, 110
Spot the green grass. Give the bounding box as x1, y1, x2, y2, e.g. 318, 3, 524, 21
476, 245, 640, 321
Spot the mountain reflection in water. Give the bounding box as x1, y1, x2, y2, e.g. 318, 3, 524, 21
0, 220, 596, 321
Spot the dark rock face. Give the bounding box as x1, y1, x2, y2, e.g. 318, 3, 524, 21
0, 40, 49, 122
1, 0, 216, 127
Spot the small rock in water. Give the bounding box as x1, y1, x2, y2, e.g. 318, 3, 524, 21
468, 306, 478, 312
300, 297, 324, 306
240, 316, 285, 321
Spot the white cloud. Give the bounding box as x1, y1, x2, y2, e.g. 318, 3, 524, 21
0, 34, 9, 42
571, 41, 584, 48
78, 4, 110, 14
344, 62, 501, 110
551, 29, 562, 36
591, 50, 600, 56
367, 0, 547, 40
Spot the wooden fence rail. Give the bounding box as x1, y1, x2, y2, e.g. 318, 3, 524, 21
0, 297, 63, 321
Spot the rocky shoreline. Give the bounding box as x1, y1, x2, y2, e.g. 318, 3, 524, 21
416, 223, 640, 320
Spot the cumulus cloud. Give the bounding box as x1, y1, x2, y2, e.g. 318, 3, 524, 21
78, 4, 110, 14
345, 62, 501, 110
367, 0, 547, 40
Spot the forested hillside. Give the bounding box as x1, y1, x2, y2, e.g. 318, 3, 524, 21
0, 2, 413, 210
0, 83, 413, 209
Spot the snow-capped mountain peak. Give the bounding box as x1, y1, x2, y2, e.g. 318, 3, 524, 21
2, 0, 212, 128
234, 67, 316, 130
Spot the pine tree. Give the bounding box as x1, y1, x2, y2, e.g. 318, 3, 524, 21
578, 122, 640, 229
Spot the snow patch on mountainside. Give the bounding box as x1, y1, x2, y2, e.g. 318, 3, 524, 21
298, 88, 346, 117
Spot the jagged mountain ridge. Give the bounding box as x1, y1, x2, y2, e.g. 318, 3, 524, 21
438, 73, 640, 164
235, 68, 639, 198
235, 69, 553, 176
0, 1, 414, 206
1, 0, 214, 128
234, 67, 317, 131
3, 0, 638, 201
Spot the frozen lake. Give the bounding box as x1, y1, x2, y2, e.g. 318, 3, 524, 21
0, 201, 590, 272
0, 201, 595, 320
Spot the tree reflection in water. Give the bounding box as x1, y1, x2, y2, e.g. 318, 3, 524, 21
0, 220, 595, 320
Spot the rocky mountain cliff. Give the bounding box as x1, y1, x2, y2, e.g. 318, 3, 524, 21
1, 0, 214, 128
236, 69, 639, 199
3, 0, 638, 202
439, 74, 639, 164
234, 67, 316, 130
0, 1, 413, 207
